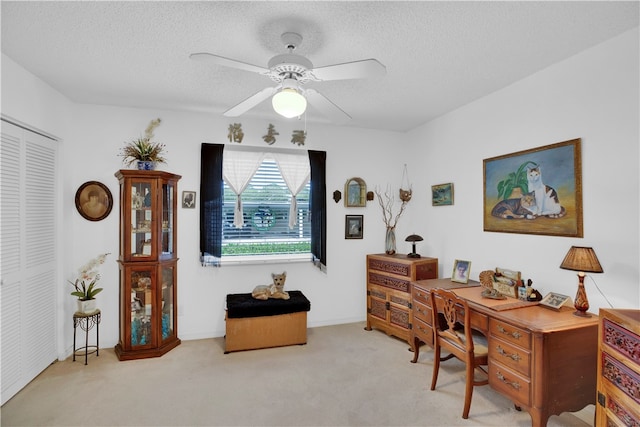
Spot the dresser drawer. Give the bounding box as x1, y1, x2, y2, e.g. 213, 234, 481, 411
413, 317, 434, 346
489, 318, 531, 350
490, 360, 531, 406
489, 336, 531, 377
369, 271, 411, 292
368, 258, 412, 278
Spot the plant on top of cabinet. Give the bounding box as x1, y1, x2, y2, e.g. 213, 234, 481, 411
119, 118, 167, 170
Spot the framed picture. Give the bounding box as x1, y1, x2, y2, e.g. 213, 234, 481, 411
432, 183, 454, 206
539, 292, 572, 311
345, 215, 363, 239
75, 181, 113, 221
182, 191, 196, 208
451, 259, 471, 283
483, 138, 583, 237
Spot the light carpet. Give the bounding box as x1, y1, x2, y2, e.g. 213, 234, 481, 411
1, 322, 593, 426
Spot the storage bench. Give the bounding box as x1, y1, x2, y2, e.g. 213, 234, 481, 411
225, 290, 311, 353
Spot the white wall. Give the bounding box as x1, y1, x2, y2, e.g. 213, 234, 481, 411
406, 28, 639, 310
2, 26, 638, 360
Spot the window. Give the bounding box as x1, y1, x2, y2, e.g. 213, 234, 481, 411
222, 158, 311, 257
200, 144, 326, 268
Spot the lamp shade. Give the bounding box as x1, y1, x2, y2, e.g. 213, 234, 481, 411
405, 234, 423, 242
560, 246, 603, 273
272, 88, 307, 118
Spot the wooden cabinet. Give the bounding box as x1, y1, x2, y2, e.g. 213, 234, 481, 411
596, 308, 640, 427
114, 170, 181, 360
365, 254, 437, 344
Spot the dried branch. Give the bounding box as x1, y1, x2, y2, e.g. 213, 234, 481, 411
375, 185, 408, 229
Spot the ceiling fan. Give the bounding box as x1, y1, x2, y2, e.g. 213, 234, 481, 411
190, 32, 386, 122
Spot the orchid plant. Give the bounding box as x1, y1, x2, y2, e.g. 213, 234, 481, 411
69, 253, 110, 301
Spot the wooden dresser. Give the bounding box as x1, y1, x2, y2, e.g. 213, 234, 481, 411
410, 278, 599, 427
365, 254, 438, 344
596, 308, 640, 427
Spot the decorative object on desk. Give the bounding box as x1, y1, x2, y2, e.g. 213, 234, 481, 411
227, 123, 244, 143
332, 190, 341, 203
399, 164, 412, 202
75, 181, 113, 221
345, 215, 363, 239
479, 270, 495, 291
539, 292, 573, 311
451, 259, 471, 284
405, 234, 423, 258
375, 185, 409, 255
432, 182, 454, 206
119, 118, 166, 169
493, 267, 521, 298
483, 138, 583, 237
262, 123, 279, 145
560, 245, 603, 317
528, 288, 543, 301
251, 272, 290, 300
345, 177, 366, 207
481, 288, 507, 300
69, 253, 110, 313
182, 191, 196, 209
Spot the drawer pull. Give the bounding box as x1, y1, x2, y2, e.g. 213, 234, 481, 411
497, 325, 522, 339
496, 345, 521, 361
496, 371, 521, 390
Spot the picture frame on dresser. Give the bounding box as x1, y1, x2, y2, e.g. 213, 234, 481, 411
451, 259, 471, 283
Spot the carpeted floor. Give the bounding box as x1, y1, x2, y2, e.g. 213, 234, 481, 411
1, 322, 593, 426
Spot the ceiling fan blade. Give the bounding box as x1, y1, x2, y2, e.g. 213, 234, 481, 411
311, 59, 386, 81
223, 87, 277, 117
190, 52, 270, 75
305, 89, 352, 123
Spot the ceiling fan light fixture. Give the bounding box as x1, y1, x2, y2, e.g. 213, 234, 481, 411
272, 88, 307, 118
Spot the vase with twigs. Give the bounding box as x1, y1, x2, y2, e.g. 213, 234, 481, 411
375, 186, 409, 255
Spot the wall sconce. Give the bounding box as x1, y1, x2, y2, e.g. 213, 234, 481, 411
405, 234, 423, 258
559, 246, 603, 317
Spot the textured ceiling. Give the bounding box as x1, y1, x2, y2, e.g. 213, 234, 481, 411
2, 1, 638, 132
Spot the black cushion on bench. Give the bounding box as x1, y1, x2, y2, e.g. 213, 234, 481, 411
226, 290, 311, 319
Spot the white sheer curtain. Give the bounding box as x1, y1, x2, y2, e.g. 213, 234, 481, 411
223, 150, 265, 228
272, 152, 310, 229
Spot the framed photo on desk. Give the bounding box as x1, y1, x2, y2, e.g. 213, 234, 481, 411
451, 259, 471, 283
539, 292, 572, 310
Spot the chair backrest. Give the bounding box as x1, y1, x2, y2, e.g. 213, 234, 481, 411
430, 288, 473, 354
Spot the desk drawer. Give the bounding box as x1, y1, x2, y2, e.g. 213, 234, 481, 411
490, 360, 531, 406
489, 336, 531, 377
413, 317, 434, 346
413, 300, 432, 324
489, 318, 531, 350
412, 286, 430, 305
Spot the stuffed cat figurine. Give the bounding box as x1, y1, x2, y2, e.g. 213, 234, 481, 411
251, 272, 290, 300
526, 166, 566, 218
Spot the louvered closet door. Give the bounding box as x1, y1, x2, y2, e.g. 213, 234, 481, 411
1, 119, 58, 405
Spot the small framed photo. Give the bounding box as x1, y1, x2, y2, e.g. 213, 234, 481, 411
182, 191, 196, 209
75, 181, 113, 221
540, 292, 572, 311
345, 215, 363, 239
432, 183, 454, 206
451, 259, 471, 283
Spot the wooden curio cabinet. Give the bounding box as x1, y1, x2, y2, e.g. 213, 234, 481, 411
114, 169, 181, 360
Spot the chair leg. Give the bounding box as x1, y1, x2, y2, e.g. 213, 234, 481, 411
462, 361, 475, 419
430, 344, 441, 390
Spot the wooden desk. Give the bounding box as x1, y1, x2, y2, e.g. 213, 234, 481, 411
411, 278, 598, 427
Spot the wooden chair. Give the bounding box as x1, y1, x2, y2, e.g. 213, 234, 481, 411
429, 288, 489, 419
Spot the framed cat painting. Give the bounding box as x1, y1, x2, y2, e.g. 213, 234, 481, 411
483, 138, 583, 237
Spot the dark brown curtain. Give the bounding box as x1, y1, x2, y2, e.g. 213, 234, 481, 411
200, 143, 224, 265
